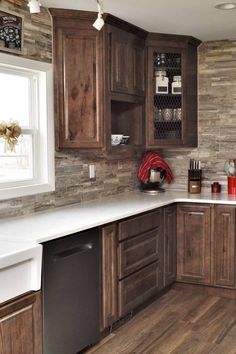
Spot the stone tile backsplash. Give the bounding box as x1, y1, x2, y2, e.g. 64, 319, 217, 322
0, 1, 236, 218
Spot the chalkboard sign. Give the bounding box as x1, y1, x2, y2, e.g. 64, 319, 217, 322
0, 8, 23, 54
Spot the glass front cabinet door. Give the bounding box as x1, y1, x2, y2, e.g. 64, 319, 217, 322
146, 36, 201, 148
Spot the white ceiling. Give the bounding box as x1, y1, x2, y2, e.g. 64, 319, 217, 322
40, 0, 236, 41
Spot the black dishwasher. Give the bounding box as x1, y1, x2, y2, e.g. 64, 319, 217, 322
42, 228, 100, 354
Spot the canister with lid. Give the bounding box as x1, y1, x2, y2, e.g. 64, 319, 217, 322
171, 76, 182, 94
155, 70, 169, 94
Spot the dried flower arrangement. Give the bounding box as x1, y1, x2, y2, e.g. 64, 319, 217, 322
0, 121, 22, 152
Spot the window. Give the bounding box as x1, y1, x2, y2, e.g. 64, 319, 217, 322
0, 53, 54, 200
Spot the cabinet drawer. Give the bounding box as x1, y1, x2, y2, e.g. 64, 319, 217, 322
118, 262, 161, 317
118, 228, 161, 279
118, 209, 162, 241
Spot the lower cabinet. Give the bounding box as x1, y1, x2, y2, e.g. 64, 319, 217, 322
101, 203, 236, 332
213, 205, 236, 288
177, 203, 236, 289
164, 205, 177, 287
101, 224, 118, 330
118, 261, 161, 317
177, 204, 211, 285
0, 292, 42, 354
101, 206, 177, 329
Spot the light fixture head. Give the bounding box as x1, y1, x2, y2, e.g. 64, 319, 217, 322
28, 0, 41, 14
215, 2, 236, 10
93, 13, 105, 31
93, 0, 105, 31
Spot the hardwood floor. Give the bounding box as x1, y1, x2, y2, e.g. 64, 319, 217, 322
86, 287, 236, 354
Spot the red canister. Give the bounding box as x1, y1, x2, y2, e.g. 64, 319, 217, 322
211, 182, 221, 193
228, 176, 236, 195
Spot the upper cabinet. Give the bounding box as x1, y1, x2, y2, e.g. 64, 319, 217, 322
50, 9, 200, 152
110, 26, 145, 96
50, 10, 104, 149
146, 34, 201, 148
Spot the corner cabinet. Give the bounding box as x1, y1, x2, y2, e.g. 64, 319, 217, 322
177, 204, 211, 285
146, 34, 201, 148
50, 9, 104, 150
177, 204, 236, 289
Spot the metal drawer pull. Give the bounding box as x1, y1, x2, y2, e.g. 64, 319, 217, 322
53, 243, 93, 260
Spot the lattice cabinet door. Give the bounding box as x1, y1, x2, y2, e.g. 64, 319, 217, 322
146, 39, 199, 148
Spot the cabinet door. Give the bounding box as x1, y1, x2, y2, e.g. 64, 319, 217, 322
110, 27, 145, 96
54, 26, 103, 149
101, 224, 118, 330
110, 27, 130, 94
213, 205, 236, 288
131, 39, 145, 96
164, 205, 177, 287
146, 37, 200, 148
0, 292, 42, 354
177, 204, 211, 285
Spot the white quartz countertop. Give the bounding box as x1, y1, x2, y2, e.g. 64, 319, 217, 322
1, 190, 236, 244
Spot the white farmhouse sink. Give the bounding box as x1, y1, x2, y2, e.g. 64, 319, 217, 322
0, 241, 42, 304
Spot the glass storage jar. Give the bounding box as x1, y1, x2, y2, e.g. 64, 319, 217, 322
171, 75, 182, 94
155, 70, 169, 94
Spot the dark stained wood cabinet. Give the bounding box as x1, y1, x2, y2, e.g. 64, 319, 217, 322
50, 10, 104, 150
118, 209, 162, 241
177, 204, 211, 285
101, 208, 165, 327
213, 205, 236, 288
117, 209, 164, 317
146, 34, 201, 148
101, 224, 118, 330
118, 228, 162, 279
118, 261, 161, 317
0, 292, 42, 354
110, 26, 145, 96
110, 26, 130, 94
164, 205, 177, 287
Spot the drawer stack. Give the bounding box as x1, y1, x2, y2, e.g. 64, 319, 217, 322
117, 210, 163, 316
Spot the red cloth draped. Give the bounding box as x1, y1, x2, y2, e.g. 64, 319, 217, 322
138, 151, 174, 184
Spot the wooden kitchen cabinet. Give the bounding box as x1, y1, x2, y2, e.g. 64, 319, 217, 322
0, 292, 42, 354
117, 209, 164, 317
110, 26, 145, 96
146, 33, 201, 148
101, 224, 118, 330
164, 205, 177, 287
50, 9, 104, 150
177, 204, 211, 285
51, 9, 147, 153
118, 228, 162, 279
118, 261, 161, 317
213, 205, 236, 288
101, 209, 165, 327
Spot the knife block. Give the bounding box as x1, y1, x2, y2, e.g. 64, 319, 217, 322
188, 170, 202, 194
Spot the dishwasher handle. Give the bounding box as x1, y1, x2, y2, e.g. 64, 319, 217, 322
53, 243, 93, 261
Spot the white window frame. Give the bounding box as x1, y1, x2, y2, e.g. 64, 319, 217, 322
0, 53, 55, 200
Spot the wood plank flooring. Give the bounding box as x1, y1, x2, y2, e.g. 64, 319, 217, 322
86, 287, 236, 354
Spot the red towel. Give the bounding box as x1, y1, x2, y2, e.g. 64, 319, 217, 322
138, 151, 174, 184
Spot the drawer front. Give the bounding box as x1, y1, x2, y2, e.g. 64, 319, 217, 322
118, 262, 161, 317
118, 228, 161, 279
118, 209, 162, 241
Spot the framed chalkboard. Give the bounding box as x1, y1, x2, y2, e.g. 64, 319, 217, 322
0, 8, 24, 54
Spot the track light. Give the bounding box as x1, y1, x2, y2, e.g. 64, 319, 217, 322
93, 0, 105, 31
28, 0, 41, 14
